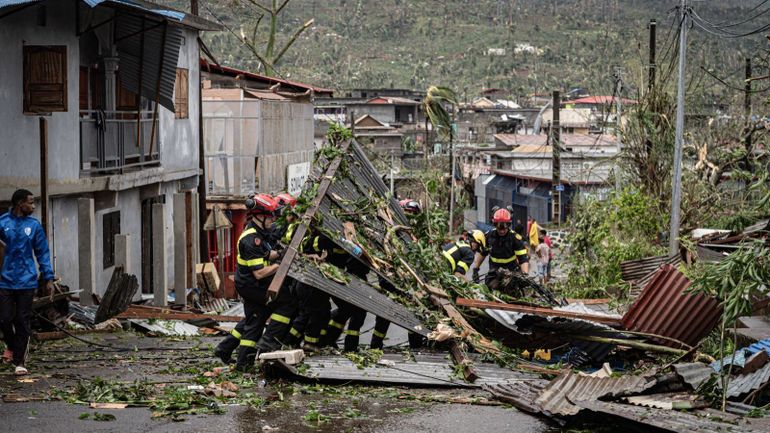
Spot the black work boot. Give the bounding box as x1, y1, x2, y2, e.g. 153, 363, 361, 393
235, 348, 259, 372
344, 335, 360, 353
214, 346, 235, 364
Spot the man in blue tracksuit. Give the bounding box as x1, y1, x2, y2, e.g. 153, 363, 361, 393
0, 189, 55, 376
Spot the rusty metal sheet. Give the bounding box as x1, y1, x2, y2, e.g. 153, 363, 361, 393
267, 353, 533, 388
533, 369, 656, 416
673, 362, 716, 390
621, 265, 721, 348
726, 361, 770, 399
576, 400, 758, 433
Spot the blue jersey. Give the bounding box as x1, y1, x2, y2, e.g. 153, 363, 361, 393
0, 212, 54, 289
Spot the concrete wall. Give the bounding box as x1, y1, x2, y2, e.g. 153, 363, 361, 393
159, 28, 201, 172
348, 104, 395, 124
0, 2, 81, 187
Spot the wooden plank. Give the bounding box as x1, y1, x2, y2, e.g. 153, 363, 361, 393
449, 341, 479, 383
455, 298, 623, 327
266, 140, 352, 298
116, 306, 242, 322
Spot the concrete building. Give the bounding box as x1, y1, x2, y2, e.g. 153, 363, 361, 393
0, 0, 218, 304
198, 62, 321, 296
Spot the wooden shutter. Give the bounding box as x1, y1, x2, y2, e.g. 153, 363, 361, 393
174, 68, 188, 119
116, 71, 139, 111
23, 45, 67, 113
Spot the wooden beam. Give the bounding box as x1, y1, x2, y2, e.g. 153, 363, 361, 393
39, 117, 49, 235
117, 306, 242, 322
455, 298, 623, 327
266, 140, 352, 298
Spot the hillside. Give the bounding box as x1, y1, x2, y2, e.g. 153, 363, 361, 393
164, 1, 766, 103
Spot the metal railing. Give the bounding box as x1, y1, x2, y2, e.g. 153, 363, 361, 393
79, 110, 160, 175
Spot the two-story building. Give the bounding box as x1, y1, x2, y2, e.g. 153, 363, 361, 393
0, 0, 218, 305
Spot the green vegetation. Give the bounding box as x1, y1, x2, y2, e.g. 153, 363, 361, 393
158, 0, 759, 99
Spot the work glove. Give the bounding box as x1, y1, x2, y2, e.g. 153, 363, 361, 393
472, 267, 480, 282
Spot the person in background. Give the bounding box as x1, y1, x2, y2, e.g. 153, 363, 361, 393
535, 236, 551, 285
528, 218, 540, 253
0, 189, 55, 376
540, 229, 554, 279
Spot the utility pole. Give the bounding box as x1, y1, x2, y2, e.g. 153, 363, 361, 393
614, 67, 623, 190
668, 0, 687, 257
648, 19, 656, 93
551, 91, 561, 225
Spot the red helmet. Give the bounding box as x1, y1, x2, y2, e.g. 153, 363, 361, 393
276, 193, 297, 208
399, 199, 421, 214
492, 208, 512, 224
245, 193, 280, 216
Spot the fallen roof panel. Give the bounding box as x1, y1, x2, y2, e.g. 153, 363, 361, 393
483, 380, 551, 415
673, 362, 716, 390
534, 369, 656, 416
620, 254, 676, 282
268, 353, 532, 387
725, 361, 770, 399
576, 400, 758, 433
621, 265, 721, 348
287, 258, 428, 336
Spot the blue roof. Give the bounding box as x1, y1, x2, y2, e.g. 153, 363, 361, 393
746, 338, 770, 356
1, 0, 184, 22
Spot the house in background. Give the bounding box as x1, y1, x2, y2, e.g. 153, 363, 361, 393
352, 114, 403, 157
199, 61, 325, 296
0, 0, 219, 305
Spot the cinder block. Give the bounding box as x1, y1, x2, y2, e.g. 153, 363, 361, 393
258, 349, 305, 365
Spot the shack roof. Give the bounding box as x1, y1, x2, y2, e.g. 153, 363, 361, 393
200, 59, 334, 96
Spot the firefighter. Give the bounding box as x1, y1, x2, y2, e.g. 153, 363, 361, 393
371, 199, 424, 350
480, 208, 529, 287
320, 239, 368, 352
256, 229, 335, 353
442, 232, 483, 280
213, 194, 281, 371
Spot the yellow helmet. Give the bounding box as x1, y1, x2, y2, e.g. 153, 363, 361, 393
471, 230, 486, 250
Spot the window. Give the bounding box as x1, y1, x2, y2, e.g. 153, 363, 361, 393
174, 68, 189, 119
103, 211, 121, 269
23, 45, 67, 113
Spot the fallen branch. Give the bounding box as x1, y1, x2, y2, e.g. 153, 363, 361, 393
569, 335, 688, 356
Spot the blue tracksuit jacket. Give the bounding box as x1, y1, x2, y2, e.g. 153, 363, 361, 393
0, 211, 54, 290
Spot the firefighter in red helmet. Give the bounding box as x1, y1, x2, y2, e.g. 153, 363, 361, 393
214, 193, 283, 371
475, 208, 529, 286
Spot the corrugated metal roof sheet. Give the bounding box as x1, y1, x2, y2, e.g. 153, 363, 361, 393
624, 392, 707, 410
673, 362, 716, 390
621, 265, 721, 348
115, 12, 183, 112
533, 369, 656, 416
268, 353, 533, 388
486, 309, 619, 366
287, 258, 427, 336
746, 338, 770, 356
576, 400, 759, 433
483, 380, 550, 415
725, 361, 770, 398
620, 254, 681, 283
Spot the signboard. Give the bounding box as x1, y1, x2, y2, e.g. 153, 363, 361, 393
287, 162, 311, 196
555, 184, 565, 192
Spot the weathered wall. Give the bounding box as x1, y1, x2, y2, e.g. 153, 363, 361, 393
0, 2, 80, 187
159, 28, 201, 172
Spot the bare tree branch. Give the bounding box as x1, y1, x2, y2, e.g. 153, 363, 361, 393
273, 18, 314, 65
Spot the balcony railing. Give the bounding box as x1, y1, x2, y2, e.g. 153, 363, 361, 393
79, 110, 159, 175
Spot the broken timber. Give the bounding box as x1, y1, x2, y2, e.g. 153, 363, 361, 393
455, 298, 623, 327
117, 305, 242, 322
267, 140, 352, 298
